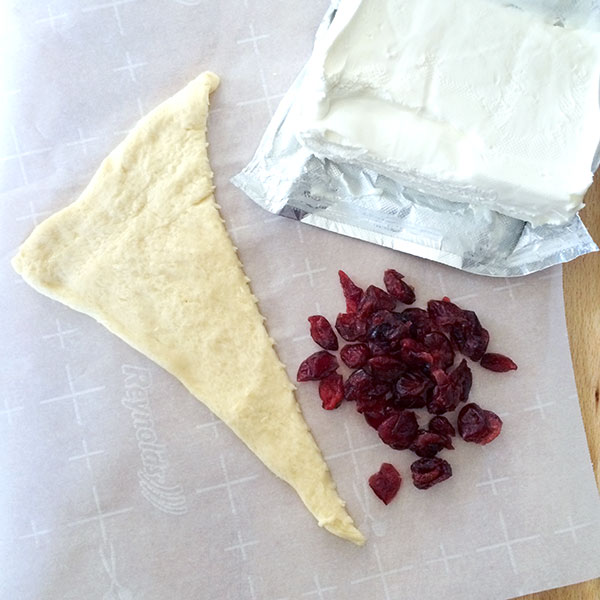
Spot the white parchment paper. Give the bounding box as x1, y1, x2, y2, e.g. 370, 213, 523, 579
1, 2, 600, 599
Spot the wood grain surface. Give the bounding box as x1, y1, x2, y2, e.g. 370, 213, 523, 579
518, 176, 600, 600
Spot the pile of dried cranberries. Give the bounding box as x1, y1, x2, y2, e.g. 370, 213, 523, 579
296, 269, 517, 504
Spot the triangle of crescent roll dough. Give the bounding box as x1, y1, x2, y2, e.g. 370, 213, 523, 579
12, 71, 364, 545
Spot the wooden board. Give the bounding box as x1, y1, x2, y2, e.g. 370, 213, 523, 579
519, 176, 600, 600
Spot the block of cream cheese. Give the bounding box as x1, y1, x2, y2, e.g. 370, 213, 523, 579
294, 0, 600, 226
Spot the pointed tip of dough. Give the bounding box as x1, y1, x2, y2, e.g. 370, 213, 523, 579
323, 521, 366, 546
317, 502, 366, 545
200, 71, 220, 92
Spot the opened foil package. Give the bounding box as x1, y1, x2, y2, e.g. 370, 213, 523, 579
233, 0, 600, 277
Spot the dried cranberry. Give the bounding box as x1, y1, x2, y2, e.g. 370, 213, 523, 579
458, 403, 502, 445
345, 369, 391, 405
296, 351, 339, 382
366, 323, 393, 349
427, 298, 464, 328
367, 310, 406, 329
297, 268, 516, 494
367, 341, 391, 357
451, 311, 489, 361
427, 360, 472, 415
427, 371, 458, 415
369, 463, 402, 505
428, 415, 456, 438
480, 353, 518, 372
366, 356, 404, 381
399, 338, 433, 367
395, 371, 433, 402
410, 429, 453, 458
343, 369, 374, 401
423, 332, 455, 370
428, 299, 489, 361
319, 373, 344, 410
362, 399, 397, 429
399, 307, 433, 340
355, 382, 393, 413
383, 269, 416, 305
335, 312, 367, 341
367, 310, 410, 351
338, 270, 364, 313
340, 343, 370, 369
392, 394, 427, 410
451, 359, 473, 402
357, 285, 397, 317
307, 315, 338, 351
378, 411, 419, 450
411, 457, 452, 489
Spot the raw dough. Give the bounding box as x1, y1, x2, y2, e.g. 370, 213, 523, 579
12, 71, 364, 545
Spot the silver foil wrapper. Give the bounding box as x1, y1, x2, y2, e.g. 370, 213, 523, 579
232, 1, 599, 277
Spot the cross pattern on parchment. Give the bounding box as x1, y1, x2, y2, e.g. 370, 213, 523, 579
66, 127, 100, 156
351, 542, 414, 600
15, 200, 52, 226
223, 530, 259, 561
295, 220, 305, 243
236, 94, 285, 109
67, 485, 133, 543
196, 455, 257, 515
430, 270, 445, 294
35, 5, 68, 32
292, 332, 312, 343
476, 466, 510, 496
450, 291, 480, 304
324, 438, 380, 462
246, 575, 257, 600
262, 215, 306, 245
99, 540, 131, 599
40, 364, 105, 425
522, 391, 555, 420
195, 413, 224, 439
81, 0, 136, 36
1, 393, 24, 426
300, 574, 337, 599
227, 220, 253, 240
476, 511, 540, 574
262, 215, 282, 225
425, 542, 465, 575
113, 51, 147, 83
18, 519, 52, 547
42, 318, 79, 349
554, 514, 593, 543
2, 127, 52, 187
225, 210, 263, 244
493, 277, 526, 301
69, 438, 105, 474
292, 257, 326, 288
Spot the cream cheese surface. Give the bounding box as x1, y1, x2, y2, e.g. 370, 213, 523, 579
295, 0, 600, 225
